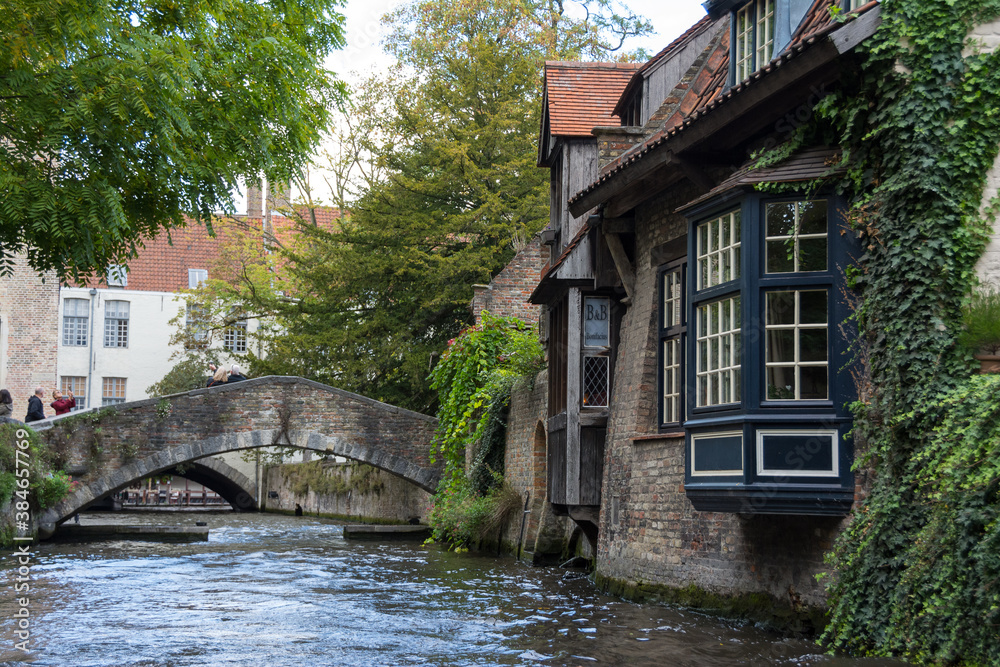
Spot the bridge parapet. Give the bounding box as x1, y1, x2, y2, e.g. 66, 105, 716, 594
34, 376, 440, 527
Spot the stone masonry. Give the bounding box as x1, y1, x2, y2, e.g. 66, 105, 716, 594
595, 184, 848, 609
33, 376, 440, 528
0, 254, 59, 420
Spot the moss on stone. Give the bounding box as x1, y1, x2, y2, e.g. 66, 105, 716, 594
594, 572, 828, 636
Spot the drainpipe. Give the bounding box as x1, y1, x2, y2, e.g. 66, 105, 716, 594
86, 288, 98, 409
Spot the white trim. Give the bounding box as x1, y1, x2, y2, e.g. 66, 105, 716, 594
691, 430, 744, 477
756, 429, 839, 477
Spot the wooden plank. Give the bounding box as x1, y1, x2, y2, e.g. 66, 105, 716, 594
603, 167, 683, 219
579, 427, 606, 506
547, 427, 567, 505
566, 288, 582, 505
603, 231, 635, 299
832, 6, 881, 55
603, 216, 635, 234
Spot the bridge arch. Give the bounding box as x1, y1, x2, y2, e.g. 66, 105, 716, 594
35, 377, 441, 529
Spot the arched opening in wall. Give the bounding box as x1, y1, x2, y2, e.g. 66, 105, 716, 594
88, 459, 258, 513
532, 420, 547, 494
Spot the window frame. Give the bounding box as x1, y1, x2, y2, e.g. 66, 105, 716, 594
731, 0, 776, 85
103, 300, 130, 348
62, 298, 89, 347
658, 258, 687, 429
680, 191, 856, 514
101, 377, 127, 405
59, 376, 87, 411
224, 315, 248, 354
581, 295, 611, 408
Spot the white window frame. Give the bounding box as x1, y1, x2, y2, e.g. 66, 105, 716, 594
756, 429, 839, 477
734, 0, 775, 82
224, 318, 247, 353
764, 289, 829, 401
696, 296, 742, 407
62, 298, 89, 347
660, 265, 685, 426
691, 431, 744, 477
102, 377, 127, 405
765, 200, 828, 274
107, 264, 127, 287
696, 210, 741, 289
103, 301, 129, 348
188, 269, 208, 289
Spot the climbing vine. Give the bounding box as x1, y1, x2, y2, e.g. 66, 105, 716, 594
427, 311, 543, 549
778, 1, 1000, 663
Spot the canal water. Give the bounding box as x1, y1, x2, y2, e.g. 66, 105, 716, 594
0, 512, 904, 666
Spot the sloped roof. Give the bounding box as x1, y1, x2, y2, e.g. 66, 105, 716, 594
70, 206, 343, 292
678, 147, 846, 211
571, 2, 880, 210
612, 14, 716, 118
544, 61, 643, 137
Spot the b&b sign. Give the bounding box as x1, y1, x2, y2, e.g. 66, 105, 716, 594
584, 297, 610, 347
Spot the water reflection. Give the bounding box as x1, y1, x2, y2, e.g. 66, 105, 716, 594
0, 513, 904, 666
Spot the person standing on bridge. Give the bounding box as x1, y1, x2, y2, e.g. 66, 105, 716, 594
25, 387, 45, 422
51, 389, 76, 415
207, 365, 229, 387
0, 389, 13, 419
228, 364, 247, 383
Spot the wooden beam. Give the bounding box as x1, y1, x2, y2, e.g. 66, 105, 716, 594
603, 230, 635, 299
566, 288, 582, 506
602, 216, 635, 234
569, 150, 674, 217
603, 167, 683, 219
672, 153, 717, 191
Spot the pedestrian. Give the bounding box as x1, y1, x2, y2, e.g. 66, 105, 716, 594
0, 389, 12, 419
51, 388, 76, 415
25, 387, 45, 422
206, 365, 229, 387
228, 364, 248, 383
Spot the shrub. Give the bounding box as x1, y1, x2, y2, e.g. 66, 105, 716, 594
959, 282, 1000, 355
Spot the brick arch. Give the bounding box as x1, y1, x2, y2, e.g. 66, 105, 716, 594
163, 457, 258, 511
36, 377, 441, 529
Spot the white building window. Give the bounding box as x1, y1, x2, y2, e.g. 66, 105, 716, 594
188, 269, 208, 289
224, 319, 247, 353
60, 376, 86, 411
102, 377, 126, 405
765, 200, 828, 273
104, 301, 129, 348
62, 298, 89, 346
107, 264, 128, 287
185, 303, 209, 348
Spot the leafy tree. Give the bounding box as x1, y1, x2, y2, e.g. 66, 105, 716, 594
146, 350, 223, 397
0, 0, 347, 280
174, 0, 651, 413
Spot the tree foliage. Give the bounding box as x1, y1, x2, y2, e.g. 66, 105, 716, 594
180, 0, 650, 412
0, 0, 347, 280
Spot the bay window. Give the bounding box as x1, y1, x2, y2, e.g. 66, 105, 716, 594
668, 192, 856, 515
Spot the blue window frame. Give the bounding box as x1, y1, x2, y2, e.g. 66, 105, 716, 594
677, 192, 858, 515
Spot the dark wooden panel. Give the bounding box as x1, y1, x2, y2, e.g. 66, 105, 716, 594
548, 426, 567, 505
579, 426, 606, 506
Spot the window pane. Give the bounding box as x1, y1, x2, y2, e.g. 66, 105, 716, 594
800, 329, 828, 362
766, 202, 795, 236
767, 367, 796, 400
799, 200, 827, 234
800, 366, 828, 400
766, 239, 795, 273
766, 291, 796, 325
696, 296, 741, 407
799, 290, 828, 324
697, 212, 740, 290
799, 237, 828, 272
767, 330, 795, 363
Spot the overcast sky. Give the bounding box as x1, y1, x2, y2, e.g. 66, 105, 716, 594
326, 0, 710, 83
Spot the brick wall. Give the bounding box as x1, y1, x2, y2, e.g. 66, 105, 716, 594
595, 186, 849, 609
0, 254, 59, 420
471, 236, 547, 327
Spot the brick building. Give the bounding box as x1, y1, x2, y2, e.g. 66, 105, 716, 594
0, 254, 59, 420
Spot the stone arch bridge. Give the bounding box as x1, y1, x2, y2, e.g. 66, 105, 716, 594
34, 376, 440, 531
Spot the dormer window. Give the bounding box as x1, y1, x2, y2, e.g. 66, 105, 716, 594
734, 0, 775, 82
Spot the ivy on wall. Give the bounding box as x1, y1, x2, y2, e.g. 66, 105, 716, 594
793, 1, 1000, 663
426, 311, 543, 549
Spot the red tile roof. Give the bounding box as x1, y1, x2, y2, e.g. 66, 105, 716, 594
70, 207, 342, 292
571, 3, 880, 208
544, 62, 643, 137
